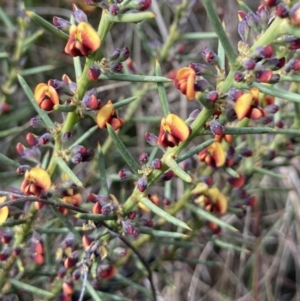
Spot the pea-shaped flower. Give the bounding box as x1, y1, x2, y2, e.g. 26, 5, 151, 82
65, 22, 101, 57
157, 113, 191, 148
34, 83, 59, 111
173, 67, 196, 100
20, 167, 51, 197
96, 101, 123, 130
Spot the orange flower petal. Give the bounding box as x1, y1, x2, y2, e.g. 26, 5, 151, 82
0, 196, 8, 225
27, 168, 51, 191
176, 67, 196, 80
77, 22, 101, 53
249, 107, 266, 119
207, 141, 225, 167
165, 114, 191, 143
215, 191, 227, 214
174, 67, 196, 100
96, 103, 114, 128
186, 73, 196, 100
235, 92, 253, 120
34, 83, 48, 105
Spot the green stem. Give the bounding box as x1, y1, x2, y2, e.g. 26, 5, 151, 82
202, 0, 237, 66
251, 18, 284, 50
200, 127, 300, 135
252, 82, 300, 103
159, 0, 188, 61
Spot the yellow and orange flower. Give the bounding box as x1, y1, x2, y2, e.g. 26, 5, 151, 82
34, 83, 59, 111
0, 196, 9, 225
65, 22, 101, 57
96, 101, 123, 130
173, 67, 196, 100
21, 167, 51, 198
157, 113, 191, 148
235, 87, 266, 120
215, 134, 233, 144
198, 141, 225, 168
192, 182, 228, 215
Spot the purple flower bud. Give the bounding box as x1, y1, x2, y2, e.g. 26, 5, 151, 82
264, 104, 279, 114
161, 170, 174, 181
261, 115, 273, 125
53, 17, 71, 31
61, 131, 72, 142
238, 19, 250, 43
22, 147, 41, 163
256, 5, 269, 30
109, 4, 120, 15
262, 57, 285, 71
88, 65, 101, 81
39, 133, 52, 145
119, 168, 132, 179
253, 45, 274, 59
71, 145, 87, 155
202, 47, 218, 64
188, 108, 201, 120
29, 117, 44, 128
234, 71, 244, 82
151, 158, 162, 170
210, 120, 224, 135
276, 4, 289, 18
255, 69, 273, 83
137, 176, 147, 192
245, 12, 259, 30
139, 152, 149, 164
110, 62, 123, 73
73, 4, 88, 23
145, 132, 158, 146
82, 93, 102, 110
188, 63, 212, 76
239, 147, 253, 157
82, 149, 94, 162
108, 48, 121, 61
122, 221, 139, 237
71, 153, 82, 164
101, 204, 114, 215
228, 88, 243, 101
194, 78, 211, 92
243, 58, 256, 70
117, 47, 130, 62
207, 91, 219, 102
16, 165, 31, 175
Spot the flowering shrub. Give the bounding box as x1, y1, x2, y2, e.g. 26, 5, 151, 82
0, 0, 300, 300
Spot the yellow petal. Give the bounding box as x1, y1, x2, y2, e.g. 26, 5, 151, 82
28, 167, 51, 191
0, 196, 8, 225
235, 92, 253, 120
